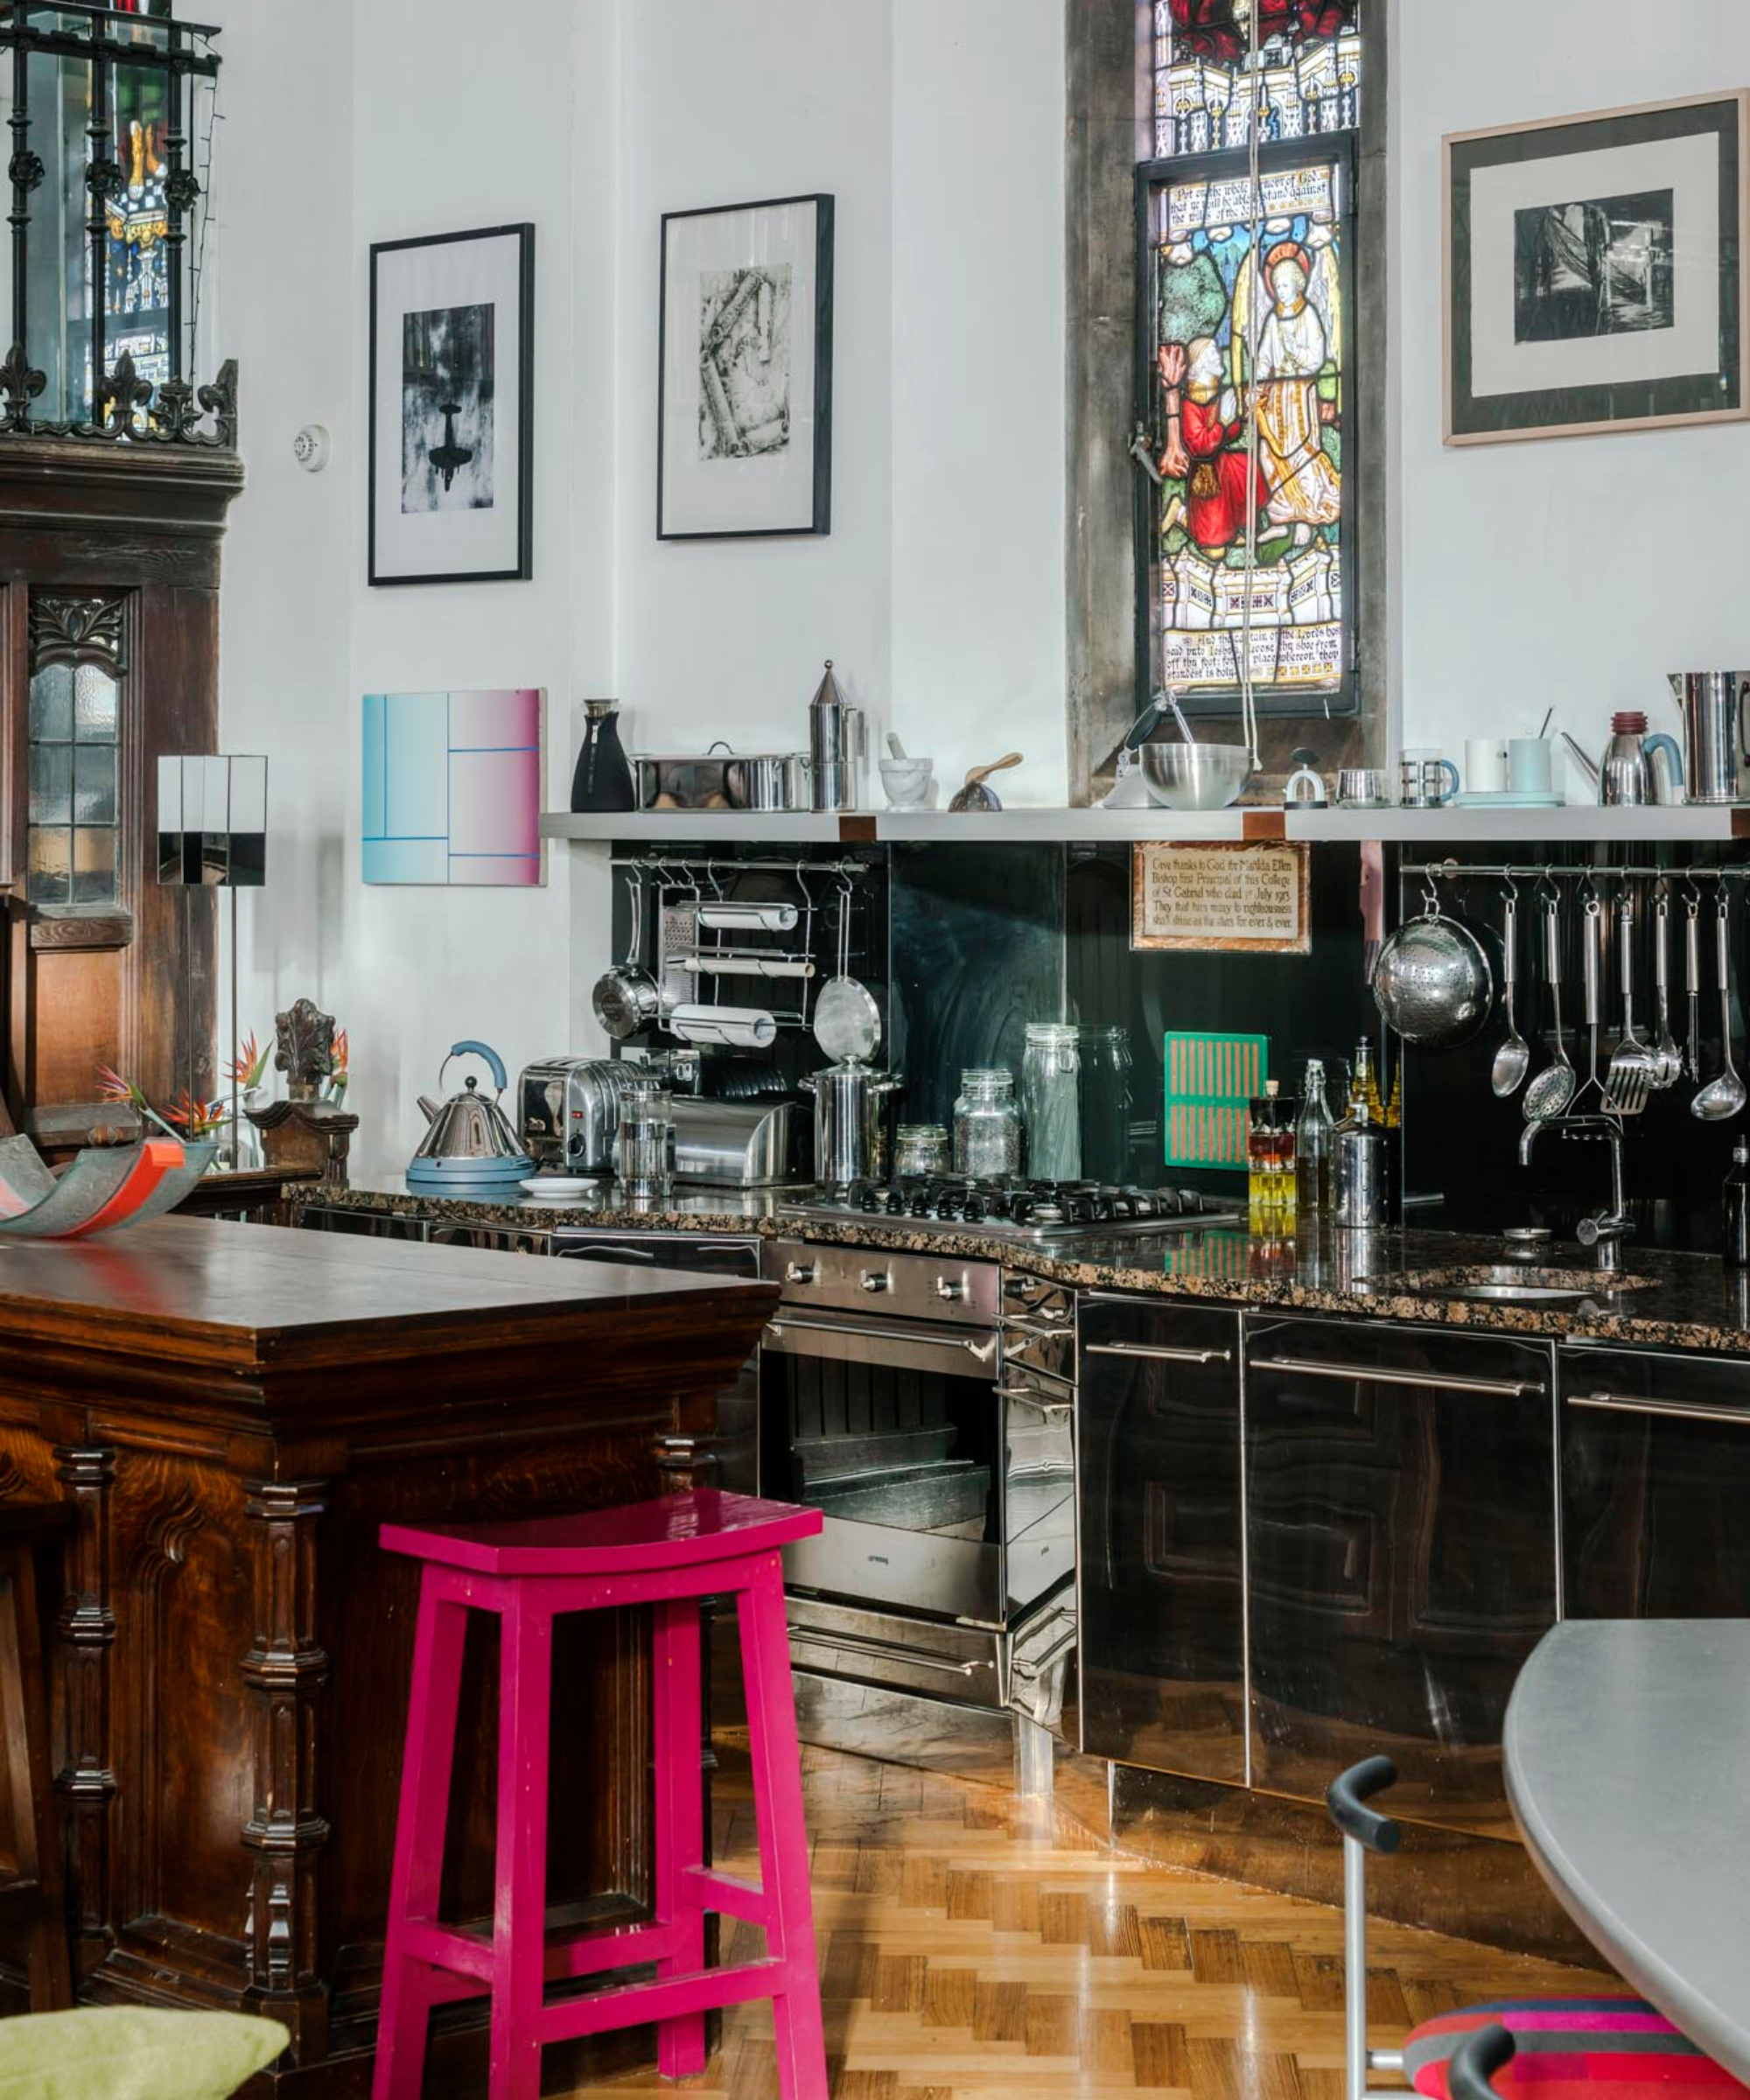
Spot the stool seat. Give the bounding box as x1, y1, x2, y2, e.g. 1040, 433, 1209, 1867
1406, 2000, 1750, 2096
381, 1488, 822, 1577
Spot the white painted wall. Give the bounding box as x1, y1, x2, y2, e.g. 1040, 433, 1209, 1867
211, 1, 1744, 1153
212, 0, 617, 1179
1395, 0, 1750, 772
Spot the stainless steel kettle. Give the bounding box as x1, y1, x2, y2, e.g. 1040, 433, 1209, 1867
409, 1040, 536, 1190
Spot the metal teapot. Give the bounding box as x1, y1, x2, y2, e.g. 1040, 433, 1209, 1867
408, 1040, 535, 1190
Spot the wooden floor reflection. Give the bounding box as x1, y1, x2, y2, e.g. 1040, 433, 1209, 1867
575, 1740, 1619, 2097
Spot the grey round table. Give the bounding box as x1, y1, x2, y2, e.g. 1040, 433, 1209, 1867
1505, 1620, 1750, 2082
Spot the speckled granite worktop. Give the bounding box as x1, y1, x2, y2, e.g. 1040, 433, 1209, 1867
293, 1180, 1750, 1354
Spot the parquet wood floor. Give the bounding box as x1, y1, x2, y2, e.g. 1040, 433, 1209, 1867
568, 1740, 1621, 2097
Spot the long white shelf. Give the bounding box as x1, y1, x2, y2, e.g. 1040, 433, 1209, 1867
542, 803, 1749, 847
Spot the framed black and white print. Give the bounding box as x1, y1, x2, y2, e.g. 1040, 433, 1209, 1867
1446, 93, 1749, 445
369, 224, 535, 584
658, 194, 834, 538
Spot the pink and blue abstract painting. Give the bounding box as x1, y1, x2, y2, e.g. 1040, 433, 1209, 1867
361, 688, 544, 886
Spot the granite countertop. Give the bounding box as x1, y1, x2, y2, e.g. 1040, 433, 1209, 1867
292, 1181, 1750, 1355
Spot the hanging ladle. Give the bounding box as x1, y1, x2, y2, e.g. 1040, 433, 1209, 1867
1692, 891, 1747, 1122
1489, 883, 1530, 1098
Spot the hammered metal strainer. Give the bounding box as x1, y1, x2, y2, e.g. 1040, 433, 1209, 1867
1372, 881, 1495, 1049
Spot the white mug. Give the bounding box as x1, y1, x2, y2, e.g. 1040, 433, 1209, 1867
1465, 738, 1508, 795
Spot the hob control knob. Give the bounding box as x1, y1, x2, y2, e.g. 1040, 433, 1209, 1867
935, 1277, 967, 1301
860, 1270, 892, 1294
785, 1262, 819, 1285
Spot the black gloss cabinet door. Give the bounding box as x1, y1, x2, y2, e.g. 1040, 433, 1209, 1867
1562, 1348, 1750, 1618
1245, 1318, 1556, 1837
1077, 1298, 1245, 1780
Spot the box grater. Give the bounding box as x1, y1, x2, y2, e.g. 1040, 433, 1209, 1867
1163, 1032, 1267, 1172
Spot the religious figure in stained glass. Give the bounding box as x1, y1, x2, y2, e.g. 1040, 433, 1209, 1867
1148, 159, 1347, 698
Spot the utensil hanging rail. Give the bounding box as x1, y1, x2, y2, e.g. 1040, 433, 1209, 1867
1402, 862, 1750, 886
608, 856, 870, 878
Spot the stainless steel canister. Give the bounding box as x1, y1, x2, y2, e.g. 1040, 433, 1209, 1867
802, 1062, 899, 1188
1334, 1103, 1391, 1229
1669, 671, 1750, 805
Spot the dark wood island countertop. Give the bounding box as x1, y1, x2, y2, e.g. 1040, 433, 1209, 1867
0, 1215, 778, 2096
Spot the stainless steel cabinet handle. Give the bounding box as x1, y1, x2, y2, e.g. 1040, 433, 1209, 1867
785, 1262, 818, 1284
1250, 1354, 1546, 1398
785, 1624, 991, 1676
1004, 1315, 1074, 1343
1085, 1340, 1233, 1366
556, 1243, 656, 1262
1006, 1392, 1074, 1422
764, 1316, 996, 1363
1011, 1627, 1078, 1680
1568, 1390, 1750, 1427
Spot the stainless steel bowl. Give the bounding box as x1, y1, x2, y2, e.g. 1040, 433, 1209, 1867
1139, 742, 1253, 811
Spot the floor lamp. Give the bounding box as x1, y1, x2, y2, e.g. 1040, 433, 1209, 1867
157, 754, 268, 1167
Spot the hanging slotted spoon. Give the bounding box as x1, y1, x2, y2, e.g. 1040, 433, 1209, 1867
1489, 885, 1530, 1098
1602, 894, 1655, 1116
1523, 895, 1577, 1122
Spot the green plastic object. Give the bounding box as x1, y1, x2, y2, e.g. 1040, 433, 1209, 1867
1163, 1031, 1268, 1172
0, 2009, 288, 2100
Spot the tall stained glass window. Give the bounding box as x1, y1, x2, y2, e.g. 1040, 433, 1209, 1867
1141, 1, 1363, 717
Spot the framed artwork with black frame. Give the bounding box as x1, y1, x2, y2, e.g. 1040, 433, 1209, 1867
368, 223, 536, 585
1446, 92, 1749, 446
658, 193, 834, 540
1133, 135, 1360, 722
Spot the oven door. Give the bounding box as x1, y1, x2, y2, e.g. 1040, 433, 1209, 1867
761, 1305, 1007, 1626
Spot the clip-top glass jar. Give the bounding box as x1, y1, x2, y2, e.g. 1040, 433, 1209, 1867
893, 1123, 950, 1179
953, 1069, 1021, 1180
1021, 1023, 1082, 1181
1079, 1025, 1133, 1183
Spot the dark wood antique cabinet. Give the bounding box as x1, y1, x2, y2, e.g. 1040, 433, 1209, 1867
0, 435, 244, 1150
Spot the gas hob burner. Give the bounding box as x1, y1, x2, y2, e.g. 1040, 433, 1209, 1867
796, 1176, 1237, 1243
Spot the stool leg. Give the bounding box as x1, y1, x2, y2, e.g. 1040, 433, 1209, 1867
489, 1591, 553, 2100
373, 1579, 467, 2100
0, 1542, 70, 2011
654, 1594, 706, 2078
737, 1558, 827, 2100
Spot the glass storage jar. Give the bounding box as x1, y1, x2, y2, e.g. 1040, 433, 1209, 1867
1078, 1025, 1133, 1184
893, 1123, 951, 1178
953, 1069, 1021, 1180
1021, 1023, 1082, 1181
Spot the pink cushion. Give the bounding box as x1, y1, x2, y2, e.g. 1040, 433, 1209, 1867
1407, 2002, 1750, 2097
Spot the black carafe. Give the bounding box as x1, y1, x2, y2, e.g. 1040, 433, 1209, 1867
1726, 1142, 1750, 1266
570, 698, 635, 813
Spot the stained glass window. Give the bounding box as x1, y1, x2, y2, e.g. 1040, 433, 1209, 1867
1139, 0, 1362, 716
1152, 1, 1362, 161
1147, 153, 1350, 704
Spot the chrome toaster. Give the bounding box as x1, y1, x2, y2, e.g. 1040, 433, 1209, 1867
517, 1058, 640, 1172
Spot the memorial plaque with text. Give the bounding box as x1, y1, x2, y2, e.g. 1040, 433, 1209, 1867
1130, 841, 1312, 955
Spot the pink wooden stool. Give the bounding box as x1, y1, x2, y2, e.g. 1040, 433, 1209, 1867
372, 1488, 828, 2100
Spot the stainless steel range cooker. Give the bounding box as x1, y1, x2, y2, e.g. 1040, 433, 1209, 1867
760, 1180, 1238, 1787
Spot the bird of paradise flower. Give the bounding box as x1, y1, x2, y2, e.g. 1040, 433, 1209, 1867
94, 1066, 186, 1142
164, 1089, 229, 1140
224, 1031, 271, 1091
326, 1028, 349, 1102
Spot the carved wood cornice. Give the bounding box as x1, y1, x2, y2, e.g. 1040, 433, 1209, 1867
0, 431, 246, 590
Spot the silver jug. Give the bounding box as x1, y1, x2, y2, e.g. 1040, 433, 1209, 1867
808, 660, 866, 813
1600, 711, 1684, 808
1669, 671, 1750, 805
1334, 1102, 1392, 1230
801, 1061, 899, 1188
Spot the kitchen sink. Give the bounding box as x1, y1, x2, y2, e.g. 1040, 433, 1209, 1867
1365, 1266, 1655, 1306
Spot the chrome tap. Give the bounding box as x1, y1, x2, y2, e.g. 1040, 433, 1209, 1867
1518, 1115, 1633, 1271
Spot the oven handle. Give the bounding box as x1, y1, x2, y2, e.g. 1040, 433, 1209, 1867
1003, 1382, 1074, 1423
1250, 1354, 1546, 1398
556, 1242, 658, 1262
786, 1623, 993, 1677
764, 1315, 998, 1365
1011, 1625, 1078, 1682
1085, 1340, 1232, 1366
1567, 1390, 1750, 1427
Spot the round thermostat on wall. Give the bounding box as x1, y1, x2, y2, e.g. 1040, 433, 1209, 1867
292, 424, 331, 472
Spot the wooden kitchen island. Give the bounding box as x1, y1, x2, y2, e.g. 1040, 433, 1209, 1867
0, 1215, 776, 2095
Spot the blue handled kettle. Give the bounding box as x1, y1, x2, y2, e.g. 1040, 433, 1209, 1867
407, 1040, 535, 1189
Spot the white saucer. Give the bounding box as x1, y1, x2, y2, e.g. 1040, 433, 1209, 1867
518, 1176, 602, 1200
